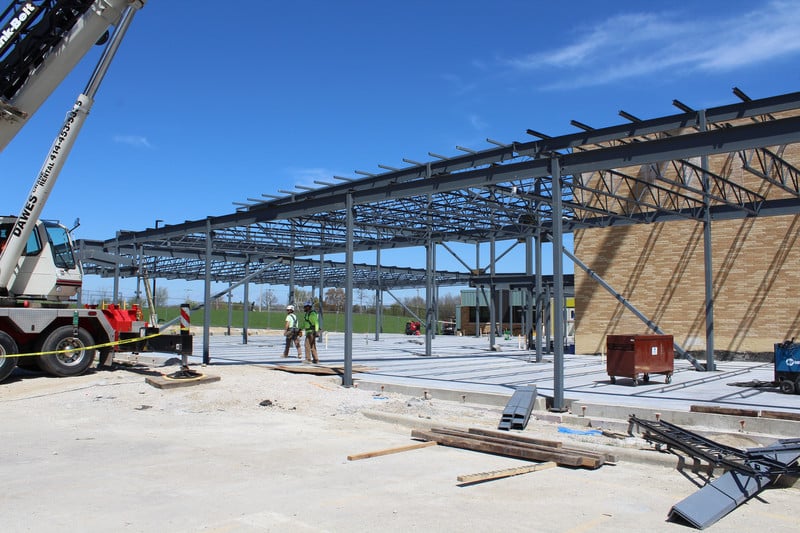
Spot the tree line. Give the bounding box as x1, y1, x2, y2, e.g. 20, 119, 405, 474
81, 286, 461, 321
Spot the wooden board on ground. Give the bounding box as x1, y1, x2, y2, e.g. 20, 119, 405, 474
760, 409, 800, 422
412, 427, 605, 469
457, 461, 556, 484
467, 427, 563, 448
273, 364, 374, 375
347, 441, 437, 461
690, 405, 760, 417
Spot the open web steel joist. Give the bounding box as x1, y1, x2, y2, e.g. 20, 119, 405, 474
77, 239, 471, 290
75, 88, 800, 399
80, 89, 800, 284
629, 415, 800, 529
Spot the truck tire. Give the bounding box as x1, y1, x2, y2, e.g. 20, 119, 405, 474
0, 331, 19, 383
36, 326, 96, 377
779, 379, 795, 395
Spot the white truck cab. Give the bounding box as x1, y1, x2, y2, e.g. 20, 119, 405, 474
0, 216, 82, 302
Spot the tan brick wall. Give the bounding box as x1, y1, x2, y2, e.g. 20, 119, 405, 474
573, 135, 800, 356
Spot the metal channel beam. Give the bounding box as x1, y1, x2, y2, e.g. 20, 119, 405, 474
668, 471, 772, 530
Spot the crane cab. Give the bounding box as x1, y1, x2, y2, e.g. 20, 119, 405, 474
0, 216, 82, 303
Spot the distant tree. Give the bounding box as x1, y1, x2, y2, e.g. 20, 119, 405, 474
260, 288, 278, 310
155, 286, 169, 308
404, 294, 425, 318
387, 301, 404, 316
437, 292, 459, 320
324, 288, 345, 312
291, 288, 313, 306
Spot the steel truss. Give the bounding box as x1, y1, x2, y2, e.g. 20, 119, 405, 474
76, 89, 800, 400
81, 90, 800, 269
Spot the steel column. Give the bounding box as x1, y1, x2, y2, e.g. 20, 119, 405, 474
535, 181, 544, 362
203, 218, 212, 365
425, 236, 433, 356
489, 237, 496, 346
226, 285, 232, 336
343, 193, 354, 387
318, 248, 325, 332
700, 110, 716, 371
374, 243, 381, 340
242, 261, 249, 343
551, 158, 566, 411
475, 243, 481, 338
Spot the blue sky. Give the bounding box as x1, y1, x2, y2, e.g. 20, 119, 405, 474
3, 0, 800, 305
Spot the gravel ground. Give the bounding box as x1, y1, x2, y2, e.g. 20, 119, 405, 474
2, 361, 797, 532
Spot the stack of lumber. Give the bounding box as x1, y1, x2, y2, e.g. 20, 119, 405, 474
411, 427, 615, 469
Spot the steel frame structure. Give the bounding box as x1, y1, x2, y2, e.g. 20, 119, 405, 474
77, 88, 800, 407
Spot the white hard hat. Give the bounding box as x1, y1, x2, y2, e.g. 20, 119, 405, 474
286, 304, 294, 311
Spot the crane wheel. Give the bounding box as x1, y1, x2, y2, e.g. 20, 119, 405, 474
0, 331, 19, 383
36, 326, 96, 377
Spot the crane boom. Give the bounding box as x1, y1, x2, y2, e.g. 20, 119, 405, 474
0, 0, 194, 386
0, 0, 142, 153
0, 1, 140, 293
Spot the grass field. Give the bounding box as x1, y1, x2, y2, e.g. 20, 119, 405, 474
153, 306, 418, 334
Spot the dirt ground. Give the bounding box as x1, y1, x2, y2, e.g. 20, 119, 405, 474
2, 361, 797, 533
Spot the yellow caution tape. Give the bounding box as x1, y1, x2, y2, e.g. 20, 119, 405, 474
0, 330, 183, 359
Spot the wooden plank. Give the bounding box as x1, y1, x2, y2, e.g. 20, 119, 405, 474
347, 441, 437, 461
457, 461, 557, 484
431, 427, 608, 466
272, 364, 374, 375
465, 427, 617, 464
760, 410, 800, 422
467, 427, 563, 448
560, 444, 618, 464
690, 405, 760, 418
412, 429, 601, 468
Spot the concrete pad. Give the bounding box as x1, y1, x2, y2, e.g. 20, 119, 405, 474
149, 332, 800, 438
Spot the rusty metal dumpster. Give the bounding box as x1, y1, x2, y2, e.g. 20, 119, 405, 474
606, 334, 674, 385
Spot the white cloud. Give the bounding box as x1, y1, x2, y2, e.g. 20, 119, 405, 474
468, 113, 487, 131
286, 167, 340, 187
504, 1, 800, 90
441, 72, 478, 96
113, 135, 152, 148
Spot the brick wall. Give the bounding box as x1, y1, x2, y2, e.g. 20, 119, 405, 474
573, 130, 800, 356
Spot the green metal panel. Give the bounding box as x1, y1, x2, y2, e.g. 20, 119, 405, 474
461, 289, 529, 306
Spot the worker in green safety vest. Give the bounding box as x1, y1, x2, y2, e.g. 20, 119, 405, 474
302, 301, 319, 363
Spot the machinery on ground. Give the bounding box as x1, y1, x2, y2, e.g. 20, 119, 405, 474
774, 339, 800, 394
0, 0, 191, 384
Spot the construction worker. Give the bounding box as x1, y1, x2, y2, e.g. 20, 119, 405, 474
283, 304, 302, 358
302, 301, 319, 363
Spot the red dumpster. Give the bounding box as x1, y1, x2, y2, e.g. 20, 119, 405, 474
606, 334, 674, 386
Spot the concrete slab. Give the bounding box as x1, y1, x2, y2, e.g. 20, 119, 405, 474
156, 332, 800, 436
